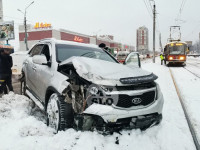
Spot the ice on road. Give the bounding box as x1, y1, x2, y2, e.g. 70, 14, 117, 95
0, 61, 196, 150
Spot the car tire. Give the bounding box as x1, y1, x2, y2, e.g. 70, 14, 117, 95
46, 93, 74, 132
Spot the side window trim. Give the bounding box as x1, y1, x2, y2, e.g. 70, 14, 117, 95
40, 43, 52, 62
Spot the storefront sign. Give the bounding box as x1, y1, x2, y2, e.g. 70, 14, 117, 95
34, 22, 52, 29
74, 36, 83, 42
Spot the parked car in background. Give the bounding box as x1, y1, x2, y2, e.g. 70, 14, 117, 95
146, 54, 151, 58
116, 51, 129, 63
139, 54, 145, 60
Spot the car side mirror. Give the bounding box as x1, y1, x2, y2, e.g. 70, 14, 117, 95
33, 55, 48, 65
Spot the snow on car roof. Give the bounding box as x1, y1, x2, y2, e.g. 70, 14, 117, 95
40, 38, 99, 49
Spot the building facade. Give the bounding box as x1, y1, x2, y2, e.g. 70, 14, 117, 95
136, 26, 149, 54
18, 24, 131, 52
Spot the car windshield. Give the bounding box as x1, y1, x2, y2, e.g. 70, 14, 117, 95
56, 44, 117, 63
169, 44, 186, 55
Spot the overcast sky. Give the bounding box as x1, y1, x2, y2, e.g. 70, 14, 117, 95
3, 0, 200, 50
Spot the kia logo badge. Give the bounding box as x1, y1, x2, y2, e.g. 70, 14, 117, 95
132, 98, 142, 104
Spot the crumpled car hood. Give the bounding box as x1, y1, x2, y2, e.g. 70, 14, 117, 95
60, 57, 156, 86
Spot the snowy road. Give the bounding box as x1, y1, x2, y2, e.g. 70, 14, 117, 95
170, 57, 200, 146
0, 58, 198, 150
185, 57, 200, 77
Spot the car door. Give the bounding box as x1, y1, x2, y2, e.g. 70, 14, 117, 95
124, 52, 141, 68
25, 45, 44, 95
34, 43, 53, 101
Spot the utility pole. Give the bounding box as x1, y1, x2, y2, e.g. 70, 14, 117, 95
18, 1, 34, 51
153, 3, 156, 63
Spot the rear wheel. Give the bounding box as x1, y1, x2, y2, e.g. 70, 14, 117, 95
46, 93, 74, 132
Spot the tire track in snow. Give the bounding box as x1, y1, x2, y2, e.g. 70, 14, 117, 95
169, 68, 200, 150
184, 63, 200, 79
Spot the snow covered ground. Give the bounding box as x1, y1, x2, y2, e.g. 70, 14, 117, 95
170, 58, 200, 143
0, 58, 197, 150
185, 57, 200, 77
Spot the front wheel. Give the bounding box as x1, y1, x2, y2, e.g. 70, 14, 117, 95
46, 93, 74, 132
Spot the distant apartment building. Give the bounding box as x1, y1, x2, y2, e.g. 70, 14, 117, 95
136, 26, 149, 54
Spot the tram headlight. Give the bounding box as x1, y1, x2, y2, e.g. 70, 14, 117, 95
168, 56, 173, 60
179, 56, 185, 60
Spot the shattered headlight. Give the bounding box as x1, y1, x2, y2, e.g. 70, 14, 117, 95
89, 86, 99, 95
100, 85, 114, 93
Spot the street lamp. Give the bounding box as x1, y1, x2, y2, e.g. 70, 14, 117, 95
18, 1, 34, 51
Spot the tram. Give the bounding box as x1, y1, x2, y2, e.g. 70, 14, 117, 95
164, 41, 188, 65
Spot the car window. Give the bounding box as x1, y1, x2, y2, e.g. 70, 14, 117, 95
56, 44, 118, 63
41, 44, 51, 61
29, 45, 44, 57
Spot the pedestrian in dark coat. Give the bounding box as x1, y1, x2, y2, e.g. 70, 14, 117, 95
0, 48, 13, 94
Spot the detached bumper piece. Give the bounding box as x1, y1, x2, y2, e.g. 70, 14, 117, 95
94, 113, 162, 134
120, 73, 158, 85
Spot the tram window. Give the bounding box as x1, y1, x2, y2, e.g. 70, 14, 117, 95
169, 45, 186, 55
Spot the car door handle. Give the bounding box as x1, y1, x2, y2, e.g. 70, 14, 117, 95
32, 66, 36, 70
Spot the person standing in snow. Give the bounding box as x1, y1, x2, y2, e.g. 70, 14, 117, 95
0, 48, 13, 94
160, 54, 164, 65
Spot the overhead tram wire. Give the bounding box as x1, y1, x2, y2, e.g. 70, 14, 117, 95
4, 15, 34, 24
175, 0, 187, 25
184, 22, 200, 39
148, 0, 153, 13
143, 0, 153, 18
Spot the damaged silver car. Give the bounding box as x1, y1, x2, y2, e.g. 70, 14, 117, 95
21, 38, 164, 133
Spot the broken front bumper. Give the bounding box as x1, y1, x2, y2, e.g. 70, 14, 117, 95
84, 93, 164, 123
93, 113, 162, 132
82, 93, 163, 132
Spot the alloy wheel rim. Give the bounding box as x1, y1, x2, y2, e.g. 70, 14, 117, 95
47, 94, 59, 131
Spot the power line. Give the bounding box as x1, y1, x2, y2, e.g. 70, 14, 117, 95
147, 0, 153, 13
175, 0, 187, 25
143, 0, 153, 18
4, 15, 34, 23
4, 15, 24, 21
184, 23, 200, 39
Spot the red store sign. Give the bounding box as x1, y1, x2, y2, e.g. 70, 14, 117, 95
74, 36, 83, 42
